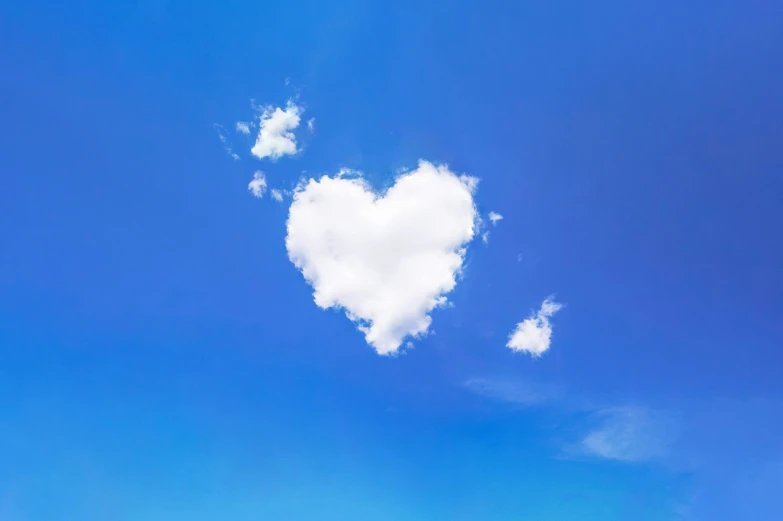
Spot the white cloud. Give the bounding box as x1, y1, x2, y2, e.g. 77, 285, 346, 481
488, 211, 503, 225
248, 171, 267, 198
236, 121, 251, 134
286, 160, 478, 355
251, 101, 302, 160
580, 407, 677, 462
507, 296, 563, 357
307, 117, 316, 133
482, 231, 490, 244
270, 188, 284, 202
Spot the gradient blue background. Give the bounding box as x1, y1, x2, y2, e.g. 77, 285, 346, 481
1, 1, 781, 519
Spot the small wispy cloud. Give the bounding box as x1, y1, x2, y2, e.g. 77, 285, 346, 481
488, 211, 503, 225
578, 407, 678, 463
507, 296, 563, 357
251, 100, 303, 160
248, 171, 267, 198
482, 231, 490, 244
307, 117, 316, 133
270, 188, 284, 202
465, 377, 563, 406
466, 377, 679, 466
236, 121, 251, 135
215, 124, 228, 143
214, 123, 240, 160
335, 167, 361, 179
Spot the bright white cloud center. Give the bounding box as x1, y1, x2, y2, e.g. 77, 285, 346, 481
286, 160, 478, 355
251, 101, 302, 160
507, 297, 562, 356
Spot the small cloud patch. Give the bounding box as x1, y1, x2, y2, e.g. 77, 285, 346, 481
251, 101, 303, 160
507, 297, 563, 357
248, 171, 267, 198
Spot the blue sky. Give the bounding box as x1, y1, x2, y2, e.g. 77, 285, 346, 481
1, 1, 782, 520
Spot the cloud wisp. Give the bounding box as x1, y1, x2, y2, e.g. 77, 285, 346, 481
214, 123, 240, 160
466, 379, 679, 466
464, 377, 563, 406
579, 407, 678, 463
286, 160, 479, 355
507, 297, 563, 357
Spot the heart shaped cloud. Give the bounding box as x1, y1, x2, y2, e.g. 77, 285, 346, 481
286, 161, 478, 355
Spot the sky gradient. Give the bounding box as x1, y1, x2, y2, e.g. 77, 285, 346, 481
1, 1, 782, 520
